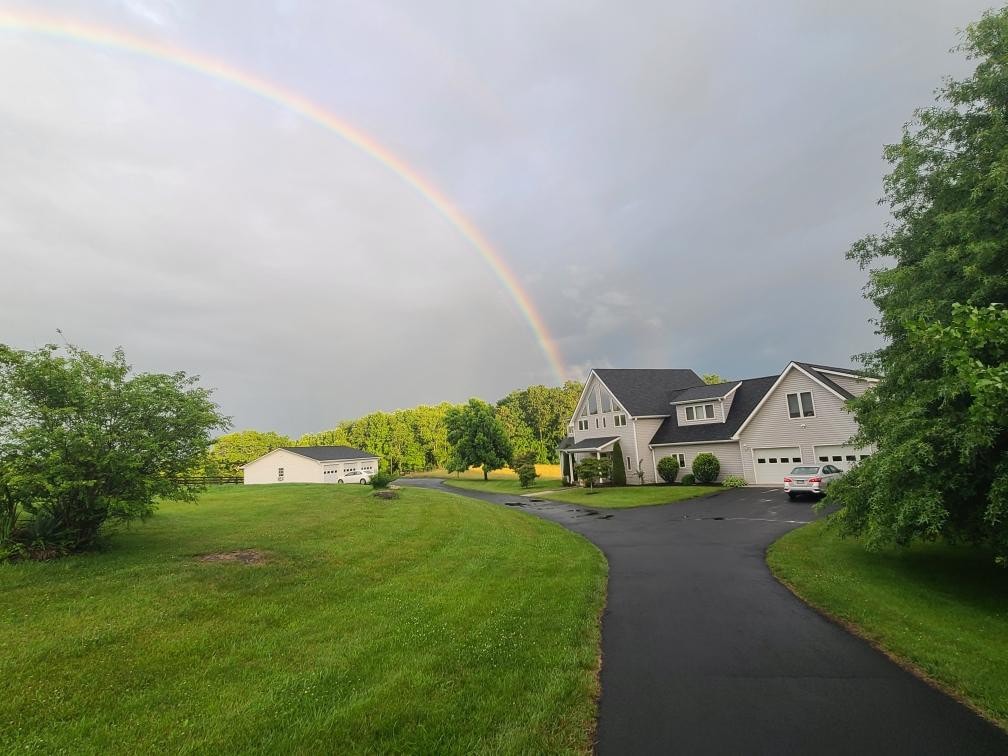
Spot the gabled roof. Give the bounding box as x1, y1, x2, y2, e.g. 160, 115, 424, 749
592, 369, 705, 416
561, 436, 620, 452
280, 446, 377, 462
795, 363, 854, 400
797, 362, 879, 379
670, 381, 742, 404
650, 376, 778, 445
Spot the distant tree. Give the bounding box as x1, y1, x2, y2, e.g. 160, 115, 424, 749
656, 455, 680, 483
611, 443, 627, 486
212, 430, 293, 475
701, 373, 729, 385
444, 399, 513, 480
497, 380, 585, 462
575, 457, 611, 490
297, 425, 351, 448
496, 402, 539, 462
829, 8, 1008, 564
0, 343, 228, 559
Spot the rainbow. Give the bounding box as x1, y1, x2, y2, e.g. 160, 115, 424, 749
0, 10, 569, 383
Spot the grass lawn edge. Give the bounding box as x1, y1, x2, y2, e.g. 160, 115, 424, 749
440, 478, 730, 510
766, 527, 1008, 733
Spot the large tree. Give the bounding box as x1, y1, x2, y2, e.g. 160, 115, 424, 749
829, 8, 1008, 563
444, 399, 512, 480
0, 343, 228, 558
211, 429, 293, 475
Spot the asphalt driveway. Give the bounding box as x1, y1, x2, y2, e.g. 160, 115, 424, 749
401, 479, 1008, 754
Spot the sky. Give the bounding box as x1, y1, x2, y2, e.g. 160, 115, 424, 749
0, 0, 993, 435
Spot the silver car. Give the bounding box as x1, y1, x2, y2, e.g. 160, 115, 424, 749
784, 464, 843, 499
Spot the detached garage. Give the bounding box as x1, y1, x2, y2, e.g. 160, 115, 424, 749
242, 446, 380, 484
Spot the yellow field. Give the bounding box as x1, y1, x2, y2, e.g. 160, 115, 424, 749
406, 464, 562, 480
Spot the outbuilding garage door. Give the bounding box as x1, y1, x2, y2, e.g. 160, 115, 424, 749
814, 445, 871, 472
753, 447, 802, 483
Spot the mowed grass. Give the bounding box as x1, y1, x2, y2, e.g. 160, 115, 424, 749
768, 521, 1008, 729
0, 484, 607, 754
406, 464, 562, 481
444, 479, 722, 510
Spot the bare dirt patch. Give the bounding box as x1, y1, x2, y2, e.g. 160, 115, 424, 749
197, 549, 270, 565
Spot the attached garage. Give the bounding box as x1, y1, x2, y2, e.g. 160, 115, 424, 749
813, 445, 871, 472
751, 446, 802, 484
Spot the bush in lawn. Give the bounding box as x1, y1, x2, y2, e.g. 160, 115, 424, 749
692, 453, 721, 484
513, 451, 539, 489
611, 442, 627, 486
681, 473, 696, 485
656, 456, 680, 483
370, 471, 393, 489
575, 457, 611, 490
722, 475, 747, 488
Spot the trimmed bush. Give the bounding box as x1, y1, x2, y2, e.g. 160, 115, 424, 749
722, 475, 747, 488
370, 471, 393, 489
681, 473, 696, 485
692, 453, 721, 484
611, 443, 627, 486
513, 451, 539, 489
656, 456, 680, 483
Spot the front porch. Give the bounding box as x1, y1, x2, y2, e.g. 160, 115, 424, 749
557, 436, 620, 485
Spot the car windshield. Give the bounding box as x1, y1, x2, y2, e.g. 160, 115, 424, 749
791, 466, 820, 475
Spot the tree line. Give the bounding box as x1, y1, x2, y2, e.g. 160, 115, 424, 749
207, 381, 584, 477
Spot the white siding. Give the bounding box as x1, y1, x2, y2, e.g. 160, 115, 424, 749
825, 373, 876, 398
653, 442, 743, 482
737, 368, 863, 483
674, 401, 725, 426
632, 418, 665, 484
721, 390, 737, 421
243, 449, 321, 484
571, 374, 631, 446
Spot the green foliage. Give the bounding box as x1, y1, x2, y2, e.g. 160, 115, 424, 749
656, 455, 680, 483
370, 471, 393, 489
575, 457, 611, 490
210, 430, 292, 476
691, 453, 720, 484
722, 475, 747, 489
496, 381, 583, 463
833, 9, 1008, 564
610, 442, 627, 486
681, 473, 696, 485
0, 342, 228, 559
444, 399, 513, 480
701, 373, 730, 385
513, 451, 539, 489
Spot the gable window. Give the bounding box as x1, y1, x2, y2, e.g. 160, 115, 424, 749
601, 391, 612, 413
684, 404, 715, 421
587, 391, 598, 414
787, 391, 815, 418
614, 414, 627, 427
577, 419, 589, 431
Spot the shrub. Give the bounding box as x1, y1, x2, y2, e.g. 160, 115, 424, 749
656, 456, 680, 483
681, 473, 696, 485
611, 443, 627, 486
575, 457, 611, 490
370, 471, 393, 489
692, 453, 721, 483
513, 451, 539, 489
722, 475, 747, 488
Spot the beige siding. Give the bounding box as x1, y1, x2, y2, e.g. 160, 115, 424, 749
243, 449, 321, 484
737, 368, 863, 483
721, 390, 737, 420
632, 418, 665, 484
674, 401, 725, 426
571, 373, 632, 446
826, 373, 876, 398
653, 442, 743, 482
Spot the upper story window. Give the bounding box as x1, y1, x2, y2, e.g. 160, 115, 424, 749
684, 404, 715, 421
578, 419, 589, 431
787, 391, 815, 418
601, 391, 612, 413
587, 391, 598, 414
614, 414, 627, 427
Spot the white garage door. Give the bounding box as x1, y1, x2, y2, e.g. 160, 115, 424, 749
814, 445, 871, 472
753, 447, 802, 483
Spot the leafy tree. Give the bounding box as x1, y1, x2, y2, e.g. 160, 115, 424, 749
444, 399, 512, 480
611, 442, 627, 486
297, 425, 351, 448
513, 450, 539, 488
691, 453, 720, 484
657, 455, 680, 483
212, 429, 293, 475
575, 457, 611, 490
496, 402, 539, 462
701, 373, 729, 385
831, 9, 1008, 563
0, 343, 228, 558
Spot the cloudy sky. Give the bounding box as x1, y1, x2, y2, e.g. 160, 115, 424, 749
0, 0, 991, 435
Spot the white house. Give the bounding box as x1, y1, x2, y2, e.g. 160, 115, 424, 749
242, 446, 380, 484
558, 363, 879, 485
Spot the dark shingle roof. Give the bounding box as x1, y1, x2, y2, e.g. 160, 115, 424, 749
671, 381, 743, 403
282, 446, 377, 462
649, 376, 778, 445
563, 436, 620, 451
794, 363, 855, 400
593, 369, 705, 416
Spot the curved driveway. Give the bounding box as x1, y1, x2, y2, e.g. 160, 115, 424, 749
401, 479, 1008, 754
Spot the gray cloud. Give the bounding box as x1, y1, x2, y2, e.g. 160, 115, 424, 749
0, 0, 991, 434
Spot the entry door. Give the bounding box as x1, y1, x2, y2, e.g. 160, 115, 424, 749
753, 447, 802, 483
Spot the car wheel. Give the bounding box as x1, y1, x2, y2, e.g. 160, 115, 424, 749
787, 492, 797, 501
359, 479, 367, 485
337, 479, 343, 484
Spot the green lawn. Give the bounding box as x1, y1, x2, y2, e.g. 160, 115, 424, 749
0, 484, 607, 754
768, 520, 1008, 730
444, 479, 722, 509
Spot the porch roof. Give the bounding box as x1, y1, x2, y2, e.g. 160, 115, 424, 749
558, 436, 620, 452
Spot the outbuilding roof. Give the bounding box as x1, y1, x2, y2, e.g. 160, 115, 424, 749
592, 369, 705, 416
650, 376, 778, 445
280, 446, 378, 462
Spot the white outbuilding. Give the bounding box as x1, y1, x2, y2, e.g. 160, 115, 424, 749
242, 446, 380, 484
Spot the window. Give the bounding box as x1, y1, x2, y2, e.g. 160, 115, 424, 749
757, 458, 766, 463
626, 456, 632, 468
832, 456, 842, 462
595, 418, 600, 428
818, 456, 828, 462
787, 391, 815, 418
602, 417, 606, 428
672, 453, 686, 467
684, 404, 715, 422
588, 392, 598, 414
768, 457, 778, 463
578, 419, 589, 431
845, 455, 856, 462
277, 467, 284, 481
601, 392, 612, 413
859, 454, 870, 460
614, 414, 627, 427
